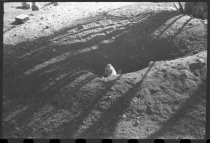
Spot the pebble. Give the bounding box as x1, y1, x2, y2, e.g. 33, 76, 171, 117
15, 14, 29, 24
203, 20, 207, 25
196, 58, 204, 63
122, 114, 126, 118
148, 61, 154, 66
188, 23, 192, 26
133, 122, 138, 126
45, 25, 49, 29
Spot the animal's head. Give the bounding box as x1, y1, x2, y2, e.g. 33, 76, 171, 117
107, 64, 112, 68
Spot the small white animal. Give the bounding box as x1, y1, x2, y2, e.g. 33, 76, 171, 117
104, 64, 117, 77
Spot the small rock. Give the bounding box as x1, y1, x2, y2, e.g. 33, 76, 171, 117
40, 17, 44, 20
203, 19, 208, 25
196, 58, 205, 63
100, 40, 113, 44
32, 5, 39, 11
193, 50, 199, 54
89, 72, 93, 75
15, 14, 29, 24
133, 122, 138, 126
77, 25, 83, 30
122, 114, 126, 118
189, 61, 205, 72
29, 14, 34, 16
45, 25, 49, 29
148, 61, 154, 66
188, 22, 193, 26
14, 34, 17, 37
133, 97, 138, 103
161, 68, 167, 72
146, 128, 152, 133
53, 2, 58, 6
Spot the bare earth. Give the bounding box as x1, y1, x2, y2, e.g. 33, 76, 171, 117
3, 2, 207, 139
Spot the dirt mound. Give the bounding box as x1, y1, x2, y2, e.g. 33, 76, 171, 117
3, 2, 207, 138
3, 51, 206, 138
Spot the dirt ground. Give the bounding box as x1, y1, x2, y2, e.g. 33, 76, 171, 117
3, 2, 207, 139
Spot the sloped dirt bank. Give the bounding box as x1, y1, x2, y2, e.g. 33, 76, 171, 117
3, 2, 207, 138
3, 51, 206, 138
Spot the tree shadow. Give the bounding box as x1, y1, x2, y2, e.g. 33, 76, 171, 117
57, 75, 123, 138
146, 80, 206, 139
4, 10, 183, 79
170, 17, 193, 39
42, 2, 54, 8
2, 102, 43, 137
15, 6, 30, 10
11, 20, 23, 25
2, 68, 99, 138
75, 62, 155, 138
3, 25, 16, 33
144, 16, 194, 61
156, 15, 183, 39
3, 8, 195, 137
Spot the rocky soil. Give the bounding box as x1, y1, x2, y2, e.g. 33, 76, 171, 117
3, 2, 207, 139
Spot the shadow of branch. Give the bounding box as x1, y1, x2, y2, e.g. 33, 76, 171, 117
77, 62, 155, 138
147, 80, 206, 139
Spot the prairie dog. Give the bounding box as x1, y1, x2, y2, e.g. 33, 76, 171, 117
104, 64, 117, 77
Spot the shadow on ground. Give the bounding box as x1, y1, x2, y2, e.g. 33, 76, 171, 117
3, 10, 183, 100
72, 62, 155, 138
3, 9, 204, 137
147, 80, 206, 139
